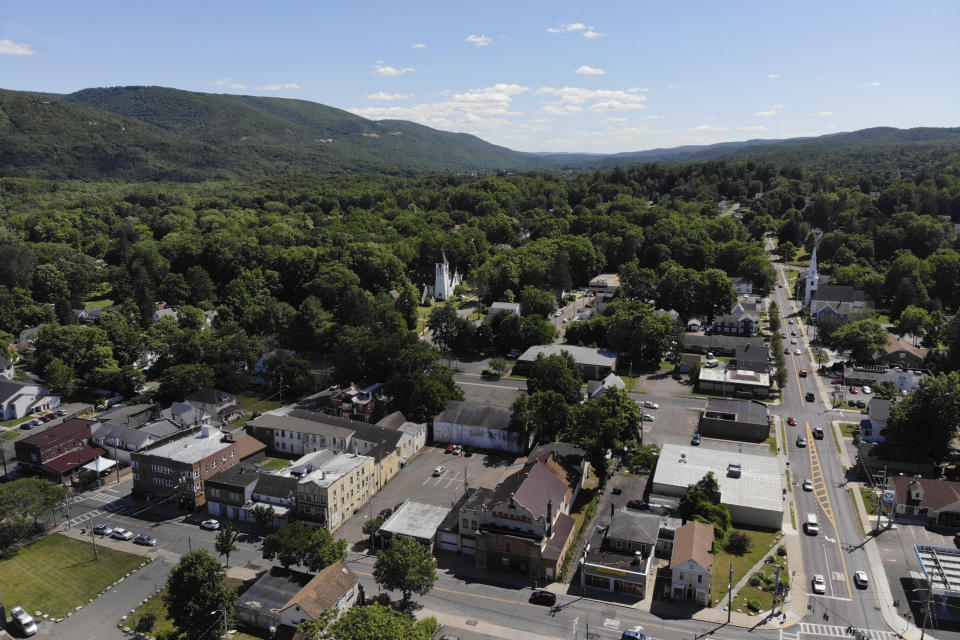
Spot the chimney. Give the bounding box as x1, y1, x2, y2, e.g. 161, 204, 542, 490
546, 499, 553, 537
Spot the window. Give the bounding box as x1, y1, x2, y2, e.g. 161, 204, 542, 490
697, 575, 702, 583
231, 450, 236, 458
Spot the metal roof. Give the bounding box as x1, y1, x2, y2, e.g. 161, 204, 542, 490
915, 545, 960, 597
379, 501, 451, 541
517, 344, 617, 367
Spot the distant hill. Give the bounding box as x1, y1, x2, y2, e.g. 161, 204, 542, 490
0, 85, 957, 180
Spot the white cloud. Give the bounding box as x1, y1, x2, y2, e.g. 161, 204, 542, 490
583, 30, 604, 38
809, 111, 832, 116
646, 115, 664, 119
465, 34, 492, 47
688, 124, 731, 132
736, 126, 768, 131
767, 73, 780, 79
547, 22, 588, 33
214, 79, 247, 89
620, 127, 651, 135
604, 117, 628, 123
349, 83, 530, 131
0, 39, 35, 55
368, 92, 413, 101
536, 86, 647, 105
627, 87, 650, 93
373, 64, 415, 76
589, 100, 646, 112
256, 83, 301, 91
541, 104, 583, 115
666, 84, 680, 89
755, 110, 777, 116
411, 43, 426, 48
575, 65, 606, 75
771, 104, 784, 109
864, 81, 882, 87
827, 124, 839, 128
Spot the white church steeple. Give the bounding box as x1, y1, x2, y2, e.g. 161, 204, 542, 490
804, 246, 820, 307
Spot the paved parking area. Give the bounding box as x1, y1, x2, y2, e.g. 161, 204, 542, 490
628, 371, 706, 448
872, 522, 960, 638
335, 446, 515, 544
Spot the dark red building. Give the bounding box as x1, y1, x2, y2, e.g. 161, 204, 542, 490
15, 418, 104, 482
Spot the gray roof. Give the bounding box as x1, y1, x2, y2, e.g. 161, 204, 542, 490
606, 508, 662, 546
684, 334, 764, 353
736, 339, 768, 361
490, 302, 521, 314
0, 356, 12, 368
161, 402, 210, 427
375, 411, 407, 429
186, 388, 235, 405
434, 401, 511, 430
254, 473, 299, 499
812, 285, 868, 303
96, 403, 157, 423
869, 398, 892, 421
206, 464, 262, 489
235, 567, 313, 620
91, 422, 156, 451
249, 411, 355, 439
705, 398, 769, 426
287, 409, 404, 462
0, 379, 41, 402
380, 501, 451, 541
518, 344, 618, 367
138, 419, 182, 438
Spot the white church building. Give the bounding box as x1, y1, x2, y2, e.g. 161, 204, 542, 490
804, 246, 820, 307
433, 251, 461, 301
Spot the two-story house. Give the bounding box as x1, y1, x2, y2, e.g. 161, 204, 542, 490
15, 418, 103, 481
0, 356, 13, 381
185, 388, 241, 424
0, 380, 59, 420
708, 314, 758, 337
873, 333, 928, 368
669, 521, 714, 604
580, 506, 659, 598
329, 383, 393, 422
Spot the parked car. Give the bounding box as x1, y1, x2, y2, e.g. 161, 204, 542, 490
452, 445, 462, 456
111, 527, 134, 540
432, 465, 446, 476
861, 386, 872, 394
529, 590, 557, 606
849, 386, 859, 394
812, 574, 826, 594
791, 331, 797, 337
854, 570, 869, 588
787, 416, 797, 426
794, 349, 802, 355
134, 534, 157, 546
830, 377, 843, 384
642, 413, 655, 422
788, 319, 794, 325
611, 487, 622, 495
803, 479, 814, 492
10, 606, 37, 636
19, 422, 34, 430
200, 519, 220, 530
93, 523, 113, 536
703, 359, 720, 368
642, 401, 659, 409
790, 339, 797, 345
41, 414, 54, 422
784, 347, 790, 354
626, 500, 647, 510
805, 392, 815, 402
855, 400, 866, 408
445, 443, 456, 454
56, 408, 68, 416
691, 433, 701, 445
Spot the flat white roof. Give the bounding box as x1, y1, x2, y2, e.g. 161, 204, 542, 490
380, 501, 451, 541
146, 428, 230, 464
654, 444, 782, 514
698, 367, 770, 386
299, 452, 372, 488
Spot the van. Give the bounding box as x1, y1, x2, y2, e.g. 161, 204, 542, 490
805, 513, 819, 535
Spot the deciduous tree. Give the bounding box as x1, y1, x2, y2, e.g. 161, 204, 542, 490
373, 536, 438, 605
164, 550, 235, 640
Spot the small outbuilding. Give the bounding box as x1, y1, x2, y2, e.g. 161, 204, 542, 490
378, 500, 451, 549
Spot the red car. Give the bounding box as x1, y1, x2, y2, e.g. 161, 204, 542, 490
445, 443, 456, 454
831, 377, 843, 384
787, 417, 797, 426
849, 386, 858, 394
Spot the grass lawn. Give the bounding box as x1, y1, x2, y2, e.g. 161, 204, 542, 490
0, 415, 31, 429
859, 487, 880, 515
257, 456, 291, 471
839, 423, 858, 437
0, 534, 146, 618
84, 298, 114, 310
849, 489, 867, 535
128, 576, 247, 637
710, 528, 781, 607
765, 428, 777, 454
235, 393, 284, 426
0, 430, 22, 440
730, 549, 788, 614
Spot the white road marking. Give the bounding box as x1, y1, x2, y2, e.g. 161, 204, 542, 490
603, 618, 620, 629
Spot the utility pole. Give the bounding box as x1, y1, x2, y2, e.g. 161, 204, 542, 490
65, 493, 71, 530
0, 443, 7, 477
114, 442, 121, 485
727, 561, 733, 623
91, 525, 98, 560
875, 466, 886, 532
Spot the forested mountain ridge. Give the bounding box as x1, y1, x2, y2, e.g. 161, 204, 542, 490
0, 85, 958, 181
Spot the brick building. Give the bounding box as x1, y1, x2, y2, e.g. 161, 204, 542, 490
15, 418, 104, 482
130, 427, 265, 510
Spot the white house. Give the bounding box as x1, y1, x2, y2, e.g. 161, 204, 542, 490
432, 401, 520, 453
670, 521, 714, 604
0, 356, 13, 381
862, 398, 891, 443
878, 368, 925, 393
0, 380, 59, 420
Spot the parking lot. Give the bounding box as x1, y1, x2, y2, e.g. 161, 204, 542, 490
335, 445, 516, 545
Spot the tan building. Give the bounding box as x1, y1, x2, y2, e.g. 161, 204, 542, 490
669, 521, 714, 604
295, 452, 377, 531
130, 427, 265, 510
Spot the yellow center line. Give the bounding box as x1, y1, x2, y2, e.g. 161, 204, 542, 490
806, 423, 853, 598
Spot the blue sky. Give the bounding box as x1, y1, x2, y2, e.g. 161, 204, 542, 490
2, 1, 958, 153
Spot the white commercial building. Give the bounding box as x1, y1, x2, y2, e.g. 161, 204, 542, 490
651, 444, 783, 529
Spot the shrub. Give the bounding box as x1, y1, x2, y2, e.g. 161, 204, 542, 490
136, 612, 157, 632
725, 530, 753, 555
749, 575, 762, 587
747, 599, 762, 612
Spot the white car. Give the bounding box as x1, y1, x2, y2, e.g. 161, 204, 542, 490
111, 527, 134, 540
433, 465, 446, 476
642, 413, 656, 422
794, 349, 802, 355
854, 570, 869, 588
802, 479, 813, 491
788, 319, 794, 325
790, 338, 797, 344
703, 359, 720, 368
92, 523, 113, 536
812, 574, 826, 594
642, 401, 659, 409
861, 386, 872, 394
11, 606, 37, 636
201, 519, 220, 530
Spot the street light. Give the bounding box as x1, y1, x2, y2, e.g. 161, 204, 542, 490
912, 583, 932, 640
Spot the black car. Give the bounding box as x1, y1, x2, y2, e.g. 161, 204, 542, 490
626, 499, 647, 511
805, 392, 815, 402
529, 590, 557, 606
611, 487, 622, 495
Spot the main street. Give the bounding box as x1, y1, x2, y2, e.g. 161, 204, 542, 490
771, 265, 899, 637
